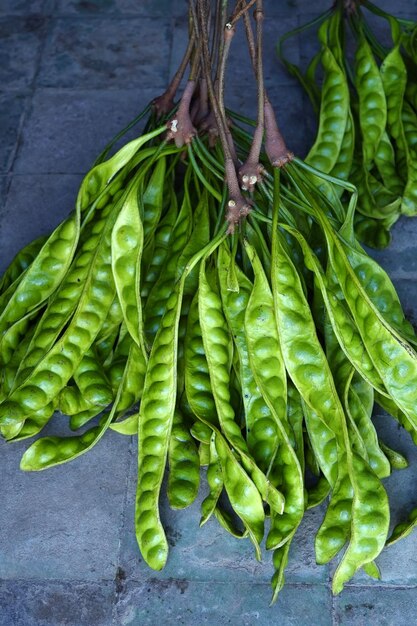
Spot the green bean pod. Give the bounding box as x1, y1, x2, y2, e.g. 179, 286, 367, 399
19, 346, 136, 470
135, 282, 184, 570
13, 203, 117, 388
305, 46, 349, 173
142, 156, 166, 243
199, 257, 285, 514
200, 433, 223, 526
380, 43, 408, 174
245, 241, 304, 549
374, 131, 403, 196
72, 350, 113, 408
0, 306, 42, 367
176, 196, 211, 395
378, 440, 408, 470
135, 229, 227, 570
141, 191, 178, 300
59, 385, 92, 416
271, 227, 357, 567
218, 245, 275, 472
330, 238, 417, 430
328, 109, 355, 190
355, 34, 387, 167
184, 293, 218, 426
401, 102, 417, 215
167, 409, 200, 510
69, 406, 103, 431
76, 127, 165, 212
214, 433, 265, 559
0, 193, 118, 434
270, 541, 291, 605
281, 223, 388, 400
10, 401, 57, 441
144, 189, 192, 346
347, 381, 390, 478
0, 213, 80, 336
332, 452, 389, 594
387, 508, 417, 546
0, 235, 47, 295
111, 178, 147, 358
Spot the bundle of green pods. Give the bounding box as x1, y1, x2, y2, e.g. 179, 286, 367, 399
278, 0, 417, 248
1, 104, 417, 601
2, 0, 417, 605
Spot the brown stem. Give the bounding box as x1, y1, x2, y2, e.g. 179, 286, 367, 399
243, 7, 257, 71
189, 36, 202, 81
197, 0, 230, 153
241, 4, 293, 168
228, 0, 257, 27
198, 77, 209, 121
166, 79, 197, 147
153, 31, 196, 118
344, 0, 359, 15
264, 99, 294, 168
198, 104, 221, 148
254, 2, 265, 137
197, 0, 250, 233
192, 77, 209, 128
238, 1, 265, 192
190, 90, 201, 126
211, 0, 223, 84
165, 8, 202, 148
216, 22, 233, 109
224, 157, 251, 232
216, 24, 239, 166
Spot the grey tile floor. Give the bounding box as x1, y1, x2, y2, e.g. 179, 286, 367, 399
1, 1, 417, 624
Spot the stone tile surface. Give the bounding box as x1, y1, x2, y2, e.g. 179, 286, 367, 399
0, 579, 114, 626
334, 587, 417, 626
114, 580, 333, 626
0, 428, 130, 581
226, 82, 306, 156
0, 92, 27, 173
55, 0, 173, 17
338, 412, 417, 587
0, 16, 49, 89
0, 1, 47, 14
0, 176, 9, 207
119, 446, 329, 586
389, 279, 417, 329
14, 88, 157, 174
169, 14, 299, 89
0, 174, 82, 273
38, 18, 171, 89
368, 218, 417, 278
119, 465, 275, 584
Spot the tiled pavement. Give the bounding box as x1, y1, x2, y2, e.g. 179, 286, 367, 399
1, 1, 417, 624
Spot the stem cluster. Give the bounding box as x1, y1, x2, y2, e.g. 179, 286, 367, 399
160, 0, 293, 232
